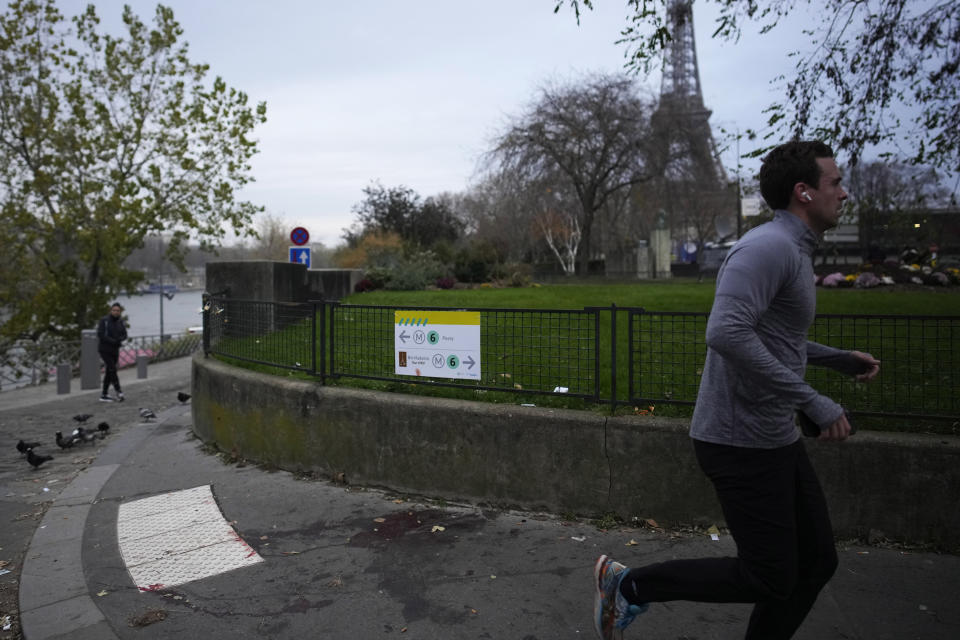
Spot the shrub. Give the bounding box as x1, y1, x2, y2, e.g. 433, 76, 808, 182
435, 276, 456, 290
354, 278, 377, 293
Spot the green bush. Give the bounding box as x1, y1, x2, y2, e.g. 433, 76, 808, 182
366, 249, 447, 291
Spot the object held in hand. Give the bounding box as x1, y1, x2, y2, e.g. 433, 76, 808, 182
797, 409, 856, 437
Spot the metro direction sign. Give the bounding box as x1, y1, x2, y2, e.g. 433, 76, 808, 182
395, 310, 481, 380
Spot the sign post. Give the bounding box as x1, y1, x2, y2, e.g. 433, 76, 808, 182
395, 310, 481, 380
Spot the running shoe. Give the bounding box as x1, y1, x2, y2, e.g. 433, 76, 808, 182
593, 555, 647, 639
99, 395, 114, 403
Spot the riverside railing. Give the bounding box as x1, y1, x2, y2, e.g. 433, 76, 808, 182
0, 333, 202, 391
203, 297, 959, 423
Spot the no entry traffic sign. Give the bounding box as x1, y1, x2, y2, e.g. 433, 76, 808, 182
290, 227, 310, 246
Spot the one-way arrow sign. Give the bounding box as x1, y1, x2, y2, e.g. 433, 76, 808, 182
463, 355, 476, 370
289, 246, 311, 268
398, 330, 410, 344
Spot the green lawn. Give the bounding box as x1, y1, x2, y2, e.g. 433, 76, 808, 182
344, 280, 960, 316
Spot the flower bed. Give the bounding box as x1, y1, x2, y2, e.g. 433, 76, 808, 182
816, 256, 960, 289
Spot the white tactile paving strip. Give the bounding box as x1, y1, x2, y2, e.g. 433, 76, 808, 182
117, 485, 263, 592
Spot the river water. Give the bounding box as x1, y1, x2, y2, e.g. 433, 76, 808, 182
114, 290, 205, 337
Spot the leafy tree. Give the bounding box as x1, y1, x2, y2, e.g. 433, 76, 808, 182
0, 0, 266, 342
485, 73, 663, 273
333, 230, 405, 270
556, 0, 960, 171
345, 182, 464, 250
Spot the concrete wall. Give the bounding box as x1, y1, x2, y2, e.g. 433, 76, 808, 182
205, 261, 362, 302
191, 353, 960, 551
312, 268, 363, 300
206, 261, 322, 302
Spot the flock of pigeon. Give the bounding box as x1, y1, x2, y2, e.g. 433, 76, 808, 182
14, 392, 191, 470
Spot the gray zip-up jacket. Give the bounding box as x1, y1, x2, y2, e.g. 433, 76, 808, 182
690, 210, 864, 448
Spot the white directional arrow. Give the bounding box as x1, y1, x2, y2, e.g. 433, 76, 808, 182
298, 251, 308, 265
398, 330, 410, 344
463, 355, 476, 370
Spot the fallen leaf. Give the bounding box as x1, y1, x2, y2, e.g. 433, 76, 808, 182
128, 609, 167, 628
97, 590, 108, 597
432, 525, 446, 533
644, 518, 659, 528
706, 525, 720, 535
625, 539, 639, 546
374, 517, 386, 523
259, 535, 269, 540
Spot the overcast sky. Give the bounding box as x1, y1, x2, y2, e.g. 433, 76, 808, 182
86, 0, 810, 248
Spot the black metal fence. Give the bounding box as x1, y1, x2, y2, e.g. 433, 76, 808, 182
629, 311, 960, 420
203, 297, 959, 422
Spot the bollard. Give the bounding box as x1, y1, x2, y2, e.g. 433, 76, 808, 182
56, 364, 71, 395
80, 330, 100, 390
136, 355, 148, 379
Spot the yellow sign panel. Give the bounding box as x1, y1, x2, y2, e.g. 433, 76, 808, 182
394, 311, 481, 326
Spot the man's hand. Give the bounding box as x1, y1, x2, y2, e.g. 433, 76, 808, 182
850, 350, 880, 382
819, 412, 852, 442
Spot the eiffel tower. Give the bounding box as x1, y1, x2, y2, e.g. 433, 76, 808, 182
606, 0, 735, 278
653, 0, 727, 188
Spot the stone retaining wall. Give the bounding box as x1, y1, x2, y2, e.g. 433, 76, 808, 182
191, 353, 960, 550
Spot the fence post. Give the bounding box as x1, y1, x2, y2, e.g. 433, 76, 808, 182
590, 307, 601, 402
328, 301, 338, 380
627, 309, 638, 407
137, 355, 149, 379
319, 300, 326, 384
610, 303, 617, 413
80, 329, 100, 390
202, 294, 210, 355
56, 364, 71, 394
310, 301, 318, 376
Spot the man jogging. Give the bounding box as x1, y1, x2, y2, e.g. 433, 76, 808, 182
97, 302, 128, 402
593, 140, 880, 640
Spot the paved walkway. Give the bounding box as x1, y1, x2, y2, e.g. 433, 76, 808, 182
2, 356, 959, 639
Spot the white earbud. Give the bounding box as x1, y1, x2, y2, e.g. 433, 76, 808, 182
802, 192, 813, 202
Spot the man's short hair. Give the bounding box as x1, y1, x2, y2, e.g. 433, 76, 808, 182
759, 140, 835, 210
111, 302, 124, 311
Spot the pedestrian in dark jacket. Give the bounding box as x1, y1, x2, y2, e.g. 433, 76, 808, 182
97, 302, 128, 402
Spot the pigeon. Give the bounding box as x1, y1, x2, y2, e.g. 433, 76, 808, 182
97, 421, 110, 437
27, 448, 53, 469
75, 427, 98, 444
177, 392, 191, 403
139, 407, 157, 421
72, 414, 93, 424
55, 431, 76, 449
17, 439, 42, 456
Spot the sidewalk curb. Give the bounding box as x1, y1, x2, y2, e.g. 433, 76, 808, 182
18, 404, 190, 640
